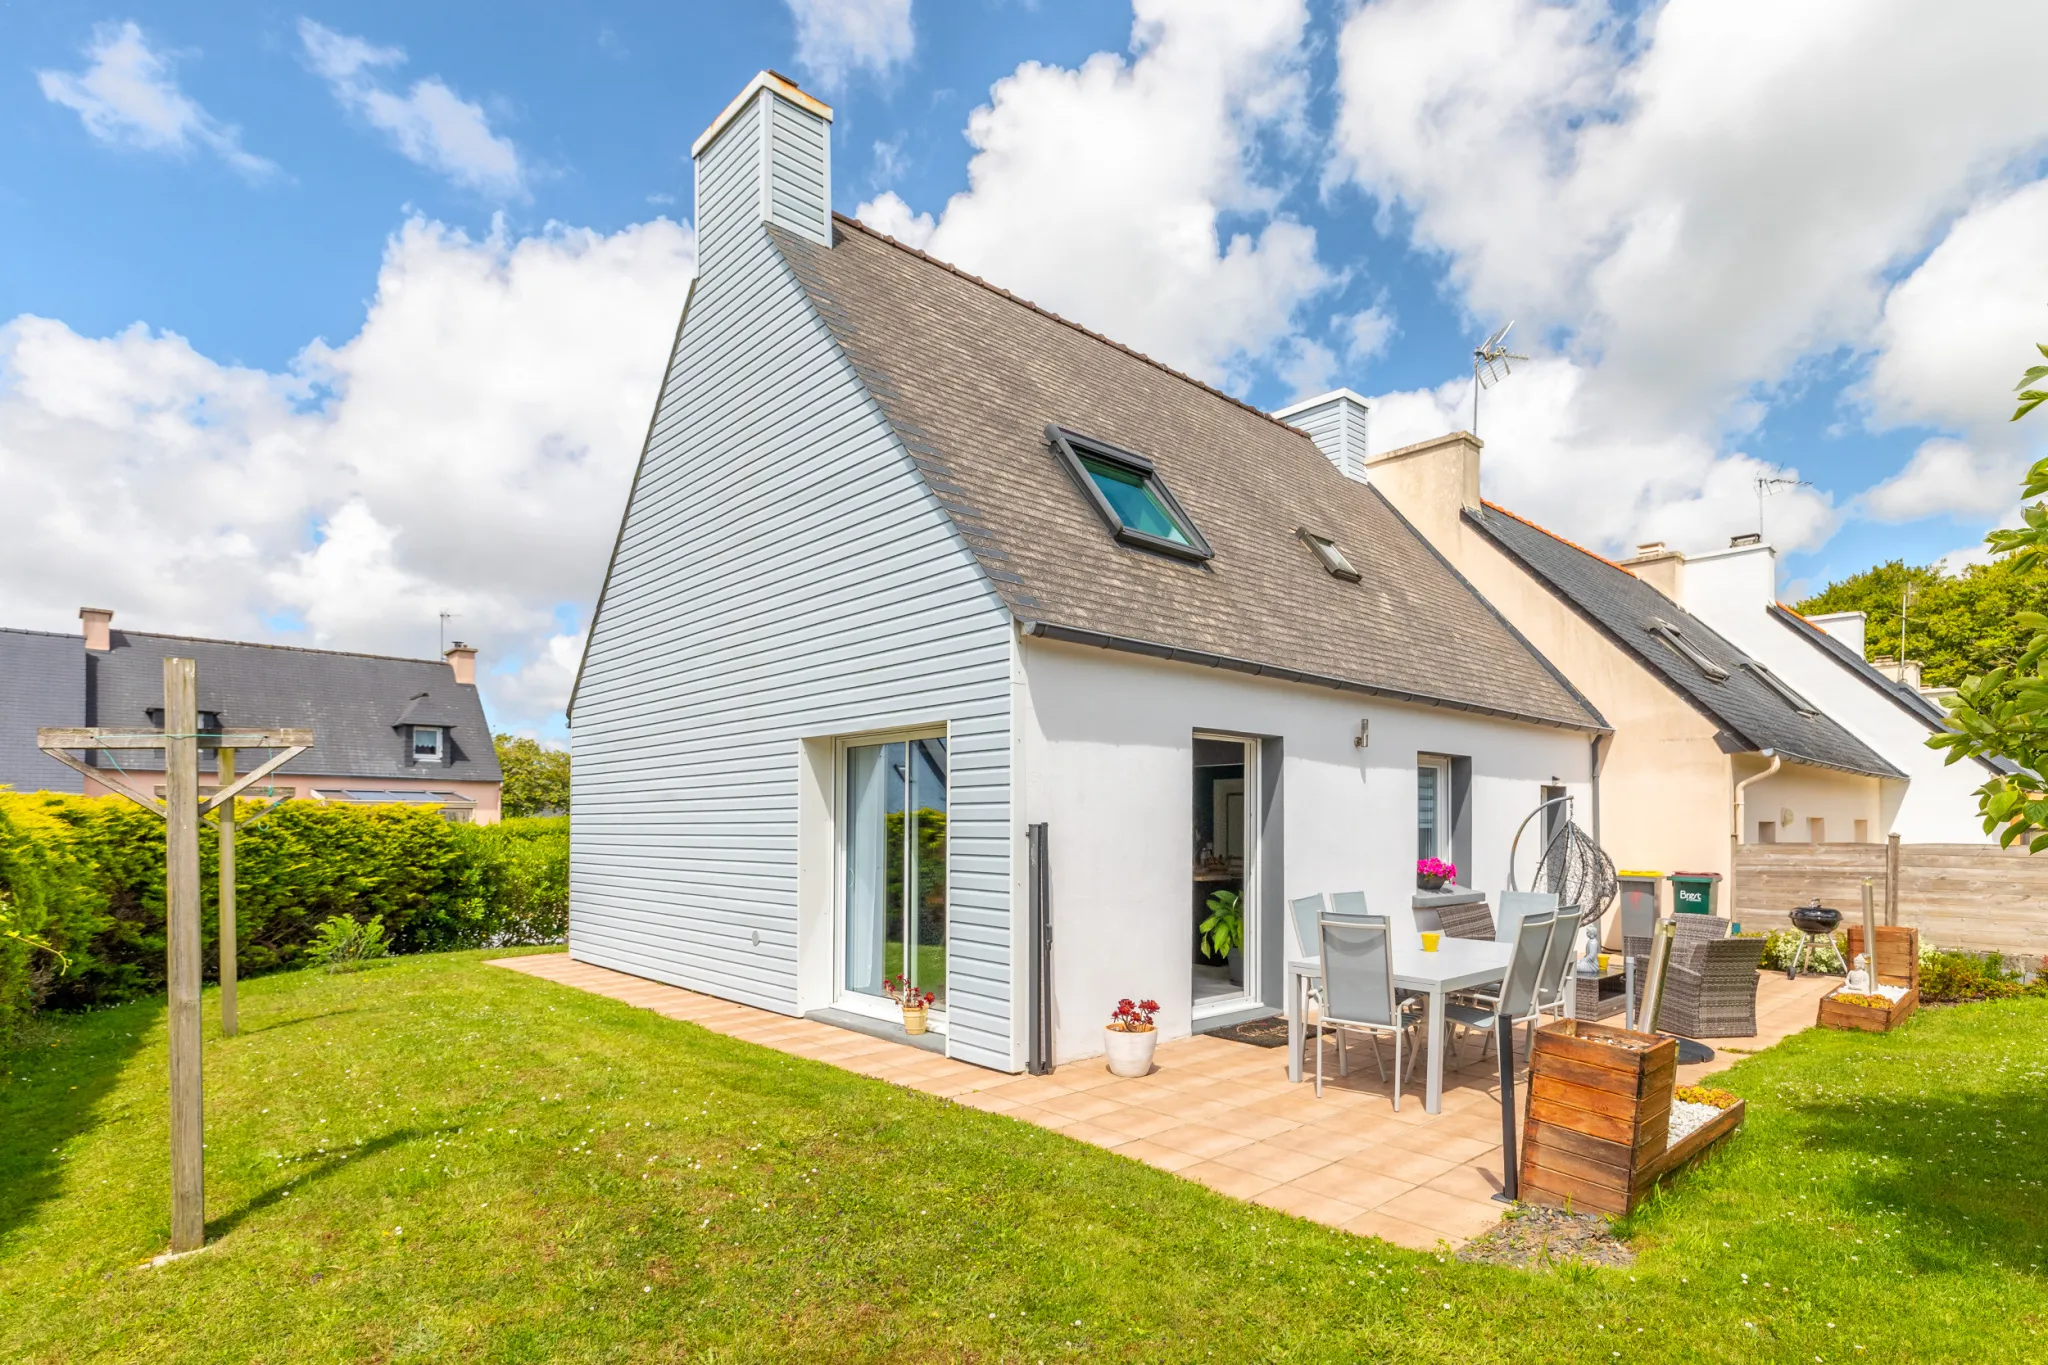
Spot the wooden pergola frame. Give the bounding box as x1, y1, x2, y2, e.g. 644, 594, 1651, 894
38, 660, 311, 1257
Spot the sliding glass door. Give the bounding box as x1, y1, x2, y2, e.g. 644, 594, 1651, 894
843, 735, 949, 1016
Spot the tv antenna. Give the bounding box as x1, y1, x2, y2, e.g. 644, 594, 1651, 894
1471, 322, 1526, 438
438, 610, 459, 655
1753, 476, 1814, 538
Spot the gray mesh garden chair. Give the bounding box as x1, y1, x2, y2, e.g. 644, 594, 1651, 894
1494, 890, 1558, 944
1289, 893, 1329, 962
1658, 935, 1767, 1038
1443, 908, 1554, 1066
1315, 917, 1426, 1105
1531, 905, 1586, 1035
1327, 891, 1370, 919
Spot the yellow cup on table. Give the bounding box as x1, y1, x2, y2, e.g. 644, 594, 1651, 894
1420, 931, 1441, 953
1598, 952, 1612, 973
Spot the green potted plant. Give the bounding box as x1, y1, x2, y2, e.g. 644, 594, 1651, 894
885, 974, 936, 1035
1200, 889, 1245, 986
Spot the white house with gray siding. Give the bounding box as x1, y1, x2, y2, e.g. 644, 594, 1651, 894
569, 72, 1608, 1073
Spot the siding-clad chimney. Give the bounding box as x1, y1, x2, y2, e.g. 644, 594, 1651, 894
79, 606, 113, 652
691, 71, 834, 272
1273, 389, 1372, 481
445, 642, 477, 686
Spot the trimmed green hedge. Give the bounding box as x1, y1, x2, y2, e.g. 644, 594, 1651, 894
0, 793, 566, 1027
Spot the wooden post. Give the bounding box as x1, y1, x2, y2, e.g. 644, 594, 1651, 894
216, 747, 237, 1039
1885, 834, 1901, 927
163, 658, 205, 1253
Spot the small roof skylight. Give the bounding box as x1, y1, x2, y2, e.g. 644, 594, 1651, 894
1743, 660, 1819, 716
1647, 617, 1730, 681
1045, 424, 1213, 563
1298, 528, 1361, 582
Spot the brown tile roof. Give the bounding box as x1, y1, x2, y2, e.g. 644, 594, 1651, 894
769, 216, 1605, 732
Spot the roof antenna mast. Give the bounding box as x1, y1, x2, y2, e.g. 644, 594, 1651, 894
438, 610, 458, 656
1471, 322, 1526, 439
1753, 475, 1814, 539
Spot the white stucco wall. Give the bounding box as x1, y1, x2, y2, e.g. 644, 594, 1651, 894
1682, 544, 1994, 843
1015, 636, 1594, 1064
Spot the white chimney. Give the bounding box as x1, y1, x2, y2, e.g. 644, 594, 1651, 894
1273, 389, 1372, 481
691, 71, 834, 272
445, 641, 477, 687
80, 606, 113, 652
1807, 610, 1867, 657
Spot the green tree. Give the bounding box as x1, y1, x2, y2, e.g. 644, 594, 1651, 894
1795, 556, 2048, 689
1920, 340, 2048, 848
494, 733, 570, 818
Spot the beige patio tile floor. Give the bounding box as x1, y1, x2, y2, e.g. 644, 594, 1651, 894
489, 953, 1836, 1250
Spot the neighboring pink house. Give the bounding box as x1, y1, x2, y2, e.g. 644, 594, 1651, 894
2, 608, 501, 823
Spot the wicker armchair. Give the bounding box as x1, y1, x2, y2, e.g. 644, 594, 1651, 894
1628, 916, 1734, 1021
1435, 900, 1496, 941
1659, 936, 1767, 1038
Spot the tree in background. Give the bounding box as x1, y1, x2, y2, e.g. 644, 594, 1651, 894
1918, 341, 2048, 848
1795, 556, 2048, 689
495, 733, 570, 818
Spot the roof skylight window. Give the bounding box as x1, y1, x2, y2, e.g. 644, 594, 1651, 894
1046, 424, 1213, 563
1743, 660, 1819, 716
1298, 528, 1361, 582
1647, 617, 1730, 681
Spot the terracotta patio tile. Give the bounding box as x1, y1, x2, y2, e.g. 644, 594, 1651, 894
1088, 1107, 1184, 1141
1342, 1210, 1449, 1251
1000, 1104, 1080, 1132
1288, 1164, 1414, 1209
1147, 1122, 1258, 1160
1033, 1090, 1125, 1123
1206, 1109, 1305, 1141
952, 1090, 1023, 1114
1424, 1161, 1508, 1203
1182, 1160, 1284, 1201
1210, 1141, 1330, 1183
1282, 1123, 1382, 1163
1053, 1119, 1133, 1151
1111, 1138, 1203, 1173
1250, 1185, 1367, 1227
1374, 1188, 1503, 1240
1336, 1146, 1460, 1186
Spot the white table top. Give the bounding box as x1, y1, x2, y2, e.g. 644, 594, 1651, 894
1289, 936, 1513, 993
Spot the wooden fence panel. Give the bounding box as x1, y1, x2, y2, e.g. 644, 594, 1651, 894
1733, 843, 2048, 959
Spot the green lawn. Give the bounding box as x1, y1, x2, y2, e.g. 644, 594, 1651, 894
3, 950, 2045, 1363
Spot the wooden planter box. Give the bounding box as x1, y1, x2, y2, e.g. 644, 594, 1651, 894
1520, 1020, 1677, 1217
1820, 925, 1920, 1032
1818, 988, 1918, 1033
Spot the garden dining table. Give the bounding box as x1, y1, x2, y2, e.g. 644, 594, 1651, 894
1285, 936, 1516, 1114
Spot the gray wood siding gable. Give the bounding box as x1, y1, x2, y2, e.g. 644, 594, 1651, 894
572, 210, 1019, 1070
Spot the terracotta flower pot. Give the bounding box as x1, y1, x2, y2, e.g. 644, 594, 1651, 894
1104, 1024, 1157, 1077
901, 1004, 929, 1036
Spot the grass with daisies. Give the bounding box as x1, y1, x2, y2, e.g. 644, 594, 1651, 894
2, 947, 2045, 1362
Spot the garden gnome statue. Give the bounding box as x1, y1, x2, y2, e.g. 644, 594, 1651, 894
1579, 922, 1603, 973
1844, 952, 1871, 994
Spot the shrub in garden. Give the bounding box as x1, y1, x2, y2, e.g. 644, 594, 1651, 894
0, 792, 568, 1022
305, 914, 391, 972
1917, 946, 2046, 1003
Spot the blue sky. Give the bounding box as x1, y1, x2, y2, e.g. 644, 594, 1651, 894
2, 1, 2044, 737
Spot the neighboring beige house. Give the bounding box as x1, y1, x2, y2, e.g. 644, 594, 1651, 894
2, 608, 503, 823
1323, 427, 1899, 941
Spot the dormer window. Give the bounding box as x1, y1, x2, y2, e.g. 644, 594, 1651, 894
412, 725, 445, 762
1298, 528, 1361, 582
1046, 424, 1213, 563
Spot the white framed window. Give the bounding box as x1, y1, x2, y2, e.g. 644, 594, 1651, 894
834, 725, 950, 1031
412, 725, 445, 762
1417, 755, 1453, 862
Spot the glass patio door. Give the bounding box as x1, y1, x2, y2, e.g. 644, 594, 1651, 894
843, 736, 949, 1016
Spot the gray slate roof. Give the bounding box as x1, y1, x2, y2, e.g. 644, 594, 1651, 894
0, 628, 86, 793
1769, 605, 2010, 776
83, 630, 499, 781
1465, 505, 1901, 777
768, 216, 1605, 733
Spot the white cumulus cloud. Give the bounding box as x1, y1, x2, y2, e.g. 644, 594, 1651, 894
1332, 0, 2048, 555
0, 216, 696, 735
785, 0, 916, 92
38, 20, 274, 177
853, 0, 1332, 389
300, 19, 527, 198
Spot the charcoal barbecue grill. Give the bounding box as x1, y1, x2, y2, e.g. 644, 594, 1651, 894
1786, 900, 1842, 980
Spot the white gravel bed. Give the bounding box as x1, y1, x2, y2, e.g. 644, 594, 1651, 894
1666, 1098, 1728, 1148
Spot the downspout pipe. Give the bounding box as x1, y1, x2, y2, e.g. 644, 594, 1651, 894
1731, 750, 1781, 922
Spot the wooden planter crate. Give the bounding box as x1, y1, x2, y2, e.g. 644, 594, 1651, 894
1521, 1020, 1677, 1216
1819, 925, 1920, 1033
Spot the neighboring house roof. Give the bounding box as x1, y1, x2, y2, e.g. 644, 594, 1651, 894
0, 628, 86, 793
1769, 604, 2012, 776
1464, 504, 1903, 778
84, 630, 500, 782
762, 215, 1605, 733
